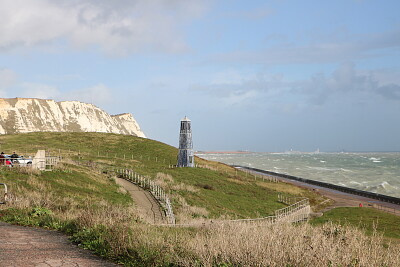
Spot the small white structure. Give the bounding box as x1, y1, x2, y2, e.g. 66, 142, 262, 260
32, 150, 46, 170
177, 116, 194, 167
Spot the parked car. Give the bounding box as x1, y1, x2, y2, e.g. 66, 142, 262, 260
11, 156, 32, 166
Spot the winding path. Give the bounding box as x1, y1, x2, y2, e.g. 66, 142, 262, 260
0, 222, 116, 267
114, 178, 165, 224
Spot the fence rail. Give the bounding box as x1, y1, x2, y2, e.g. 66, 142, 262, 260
373, 204, 400, 216
169, 194, 311, 227
116, 169, 175, 224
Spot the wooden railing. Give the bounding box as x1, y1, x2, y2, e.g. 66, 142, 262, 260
116, 169, 176, 224
168, 194, 311, 227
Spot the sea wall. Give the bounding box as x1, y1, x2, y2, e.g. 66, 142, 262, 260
235, 165, 400, 205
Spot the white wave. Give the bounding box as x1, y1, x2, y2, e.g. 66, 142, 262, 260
320, 160, 326, 163
381, 181, 390, 189
369, 157, 381, 161
340, 168, 353, 172
307, 166, 339, 171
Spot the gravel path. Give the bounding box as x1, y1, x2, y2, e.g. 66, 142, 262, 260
0, 222, 116, 267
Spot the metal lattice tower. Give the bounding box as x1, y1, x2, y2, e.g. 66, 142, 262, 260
177, 116, 194, 167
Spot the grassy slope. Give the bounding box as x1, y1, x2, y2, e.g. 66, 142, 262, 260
310, 207, 400, 239
1, 166, 131, 205
0, 132, 325, 219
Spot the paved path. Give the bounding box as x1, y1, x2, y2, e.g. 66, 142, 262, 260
0, 222, 116, 267
115, 178, 165, 224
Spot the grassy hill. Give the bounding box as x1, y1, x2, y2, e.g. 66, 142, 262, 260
0, 132, 327, 220
0, 132, 399, 266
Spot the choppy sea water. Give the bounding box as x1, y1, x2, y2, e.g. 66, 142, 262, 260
197, 152, 400, 198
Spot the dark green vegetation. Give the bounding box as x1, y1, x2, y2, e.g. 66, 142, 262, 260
310, 207, 400, 239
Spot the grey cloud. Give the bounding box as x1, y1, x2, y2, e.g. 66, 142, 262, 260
377, 84, 400, 100
295, 63, 400, 105
193, 64, 400, 109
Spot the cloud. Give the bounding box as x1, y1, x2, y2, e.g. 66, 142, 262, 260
192, 71, 291, 108
19, 82, 60, 99
193, 64, 400, 111
295, 63, 400, 105
0, 0, 209, 55
211, 28, 400, 65
62, 83, 113, 106
377, 84, 400, 100
17, 82, 114, 106
0, 68, 115, 106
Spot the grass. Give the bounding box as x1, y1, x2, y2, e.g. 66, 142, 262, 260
310, 207, 400, 239
0, 132, 327, 219
0, 132, 399, 266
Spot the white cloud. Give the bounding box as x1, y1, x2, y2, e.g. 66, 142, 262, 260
18, 82, 60, 99
0, 68, 114, 106
62, 83, 113, 106
0, 0, 209, 55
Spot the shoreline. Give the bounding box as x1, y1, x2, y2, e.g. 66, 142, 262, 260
235, 165, 400, 215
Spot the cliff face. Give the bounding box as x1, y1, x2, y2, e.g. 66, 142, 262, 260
0, 98, 146, 137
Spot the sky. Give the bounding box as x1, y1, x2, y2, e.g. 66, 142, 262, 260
0, 0, 399, 152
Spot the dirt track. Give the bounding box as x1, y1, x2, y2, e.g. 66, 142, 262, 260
0, 222, 116, 267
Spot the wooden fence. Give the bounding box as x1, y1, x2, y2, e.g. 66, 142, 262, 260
116, 168, 176, 224
373, 203, 400, 216
168, 194, 311, 227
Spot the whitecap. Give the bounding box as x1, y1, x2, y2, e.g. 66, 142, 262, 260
340, 168, 353, 172
369, 157, 380, 161
320, 160, 326, 163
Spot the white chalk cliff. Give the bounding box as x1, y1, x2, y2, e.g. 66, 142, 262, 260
0, 98, 146, 137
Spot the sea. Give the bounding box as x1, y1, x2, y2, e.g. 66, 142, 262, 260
197, 152, 400, 198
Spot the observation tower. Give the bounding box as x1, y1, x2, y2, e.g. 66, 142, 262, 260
177, 116, 194, 167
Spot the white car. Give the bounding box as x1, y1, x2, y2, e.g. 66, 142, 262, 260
12, 156, 33, 166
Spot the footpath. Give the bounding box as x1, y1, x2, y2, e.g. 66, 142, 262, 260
0, 222, 116, 267
0, 177, 165, 267
114, 177, 165, 224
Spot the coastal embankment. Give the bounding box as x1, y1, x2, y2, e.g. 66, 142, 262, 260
235, 165, 400, 214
